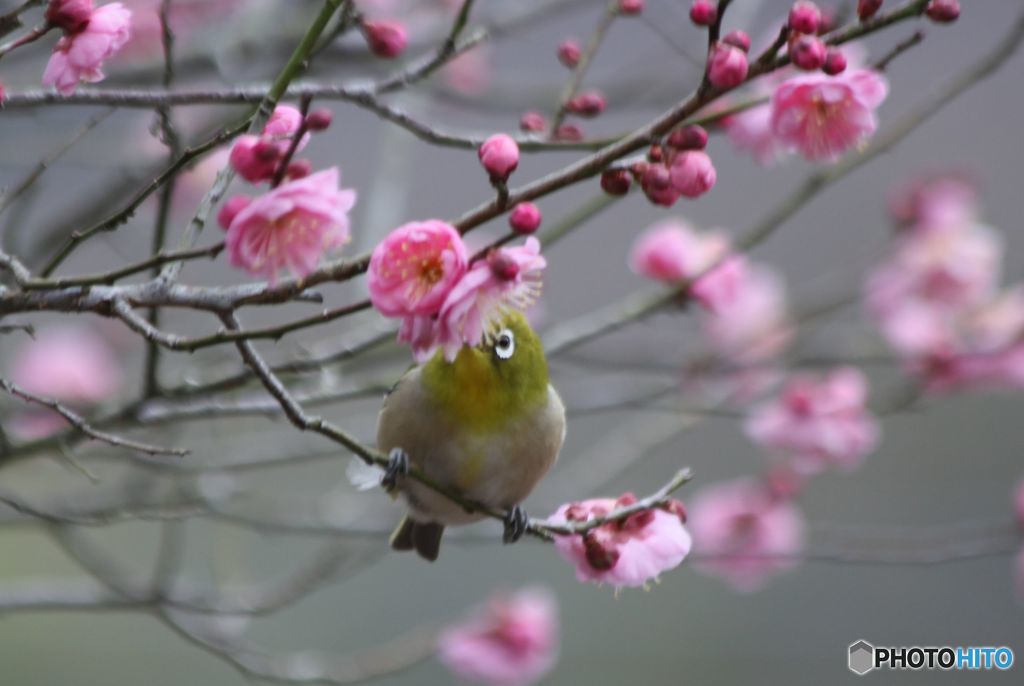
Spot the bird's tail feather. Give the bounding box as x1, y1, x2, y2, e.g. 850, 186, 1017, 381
389, 516, 445, 562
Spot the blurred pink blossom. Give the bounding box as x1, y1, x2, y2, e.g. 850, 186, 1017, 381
550, 494, 691, 589
725, 104, 784, 166
770, 68, 888, 162
689, 479, 806, 592
7, 327, 122, 439
911, 286, 1024, 392
442, 45, 493, 95
865, 219, 1003, 359
43, 2, 132, 94
629, 219, 745, 312
368, 220, 468, 317
437, 588, 558, 686
887, 172, 979, 230
225, 168, 356, 282
117, 0, 240, 60
702, 264, 793, 364
745, 367, 879, 472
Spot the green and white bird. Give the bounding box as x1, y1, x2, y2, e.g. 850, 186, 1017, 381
377, 310, 566, 561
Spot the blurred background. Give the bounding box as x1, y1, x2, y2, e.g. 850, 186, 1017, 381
1, 0, 1023, 683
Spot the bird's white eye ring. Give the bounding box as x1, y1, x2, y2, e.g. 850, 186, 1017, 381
495, 328, 515, 360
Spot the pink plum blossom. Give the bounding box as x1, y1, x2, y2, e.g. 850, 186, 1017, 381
362, 20, 408, 59
6, 326, 122, 439
745, 367, 879, 472
225, 168, 356, 282
388, 237, 547, 362
434, 238, 546, 361
549, 494, 692, 589
437, 588, 558, 686
702, 264, 793, 364
689, 479, 806, 592
367, 220, 468, 317
770, 68, 888, 162
629, 220, 745, 312
42, 2, 132, 95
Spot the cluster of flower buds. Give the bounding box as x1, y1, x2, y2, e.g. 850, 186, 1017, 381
784, 1, 848, 74
617, 124, 716, 206
227, 105, 332, 186
361, 20, 408, 59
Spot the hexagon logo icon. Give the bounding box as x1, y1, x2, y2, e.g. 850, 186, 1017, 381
849, 640, 875, 675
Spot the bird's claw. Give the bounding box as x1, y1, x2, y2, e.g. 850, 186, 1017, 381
502, 505, 529, 544
381, 448, 409, 491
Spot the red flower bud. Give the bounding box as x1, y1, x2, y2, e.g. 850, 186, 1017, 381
925, 0, 959, 23
722, 30, 751, 53
647, 144, 665, 164
788, 1, 822, 34
857, 0, 883, 22
618, 0, 644, 15
689, 0, 717, 27
45, 0, 93, 34
508, 202, 542, 234
567, 90, 606, 118
304, 109, 333, 131
286, 159, 312, 180
790, 34, 827, 71
707, 42, 749, 89
557, 39, 581, 68
822, 47, 847, 75
554, 123, 584, 141
519, 111, 546, 132
600, 169, 632, 196
666, 124, 708, 151
478, 133, 520, 182
642, 164, 671, 191
363, 20, 408, 59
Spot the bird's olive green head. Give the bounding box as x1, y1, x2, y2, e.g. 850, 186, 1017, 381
421, 310, 550, 432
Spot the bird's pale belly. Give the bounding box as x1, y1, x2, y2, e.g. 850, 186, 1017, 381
395, 387, 565, 526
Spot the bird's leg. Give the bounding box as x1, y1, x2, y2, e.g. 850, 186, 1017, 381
381, 447, 410, 491
502, 505, 529, 544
